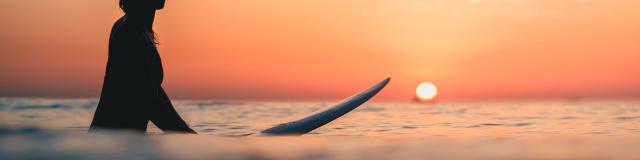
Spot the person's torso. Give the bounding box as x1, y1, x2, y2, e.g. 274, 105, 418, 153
105, 16, 164, 85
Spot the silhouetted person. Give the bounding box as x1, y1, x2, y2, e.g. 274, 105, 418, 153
90, 0, 196, 134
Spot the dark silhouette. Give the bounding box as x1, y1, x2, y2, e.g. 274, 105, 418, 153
90, 0, 196, 134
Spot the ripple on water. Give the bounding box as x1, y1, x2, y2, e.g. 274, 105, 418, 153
558, 116, 579, 120
517, 130, 546, 134
228, 126, 249, 130
215, 124, 229, 127
476, 113, 497, 116
402, 126, 417, 129
202, 128, 217, 132
359, 106, 385, 112
192, 124, 207, 128
189, 101, 243, 107
467, 123, 531, 128
511, 123, 532, 127
588, 131, 609, 134
13, 104, 71, 110
615, 116, 640, 121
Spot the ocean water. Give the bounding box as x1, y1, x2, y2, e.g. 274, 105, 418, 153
1, 97, 639, 159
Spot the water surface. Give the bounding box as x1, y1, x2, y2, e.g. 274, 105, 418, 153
1, 98, 639, 159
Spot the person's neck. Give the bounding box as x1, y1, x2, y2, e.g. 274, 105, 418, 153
125, 11, 155, 31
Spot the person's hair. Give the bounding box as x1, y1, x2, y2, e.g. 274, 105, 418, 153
119, 0, 160, 44
119, 0, 133, 13
119, 0, 148, 13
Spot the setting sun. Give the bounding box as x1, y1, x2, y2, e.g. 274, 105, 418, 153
416, 82, 438, 101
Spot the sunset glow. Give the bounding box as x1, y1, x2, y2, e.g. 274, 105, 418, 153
1, 0, 640, 101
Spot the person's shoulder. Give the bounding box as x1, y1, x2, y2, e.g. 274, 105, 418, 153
111, 17, 144, 38
111, 16, 127, 33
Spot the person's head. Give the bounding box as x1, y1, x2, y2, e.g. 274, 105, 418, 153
119, 0, 165, 43
119, 0, 165, 13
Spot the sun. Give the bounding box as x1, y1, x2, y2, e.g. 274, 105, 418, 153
416, 82, 438, 101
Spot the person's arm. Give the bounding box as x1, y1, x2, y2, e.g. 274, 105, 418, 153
149, 87, 197, 134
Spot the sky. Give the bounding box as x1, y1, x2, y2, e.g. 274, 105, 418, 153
1, 0, 639, 101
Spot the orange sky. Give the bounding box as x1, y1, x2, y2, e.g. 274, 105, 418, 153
1, 0, 640, 101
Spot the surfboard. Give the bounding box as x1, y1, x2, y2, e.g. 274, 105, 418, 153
260, 77, 391, 135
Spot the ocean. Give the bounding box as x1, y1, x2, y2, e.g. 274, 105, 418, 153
1, 97, 639, 159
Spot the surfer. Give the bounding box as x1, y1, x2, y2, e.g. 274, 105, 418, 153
90, 0, 196, 134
